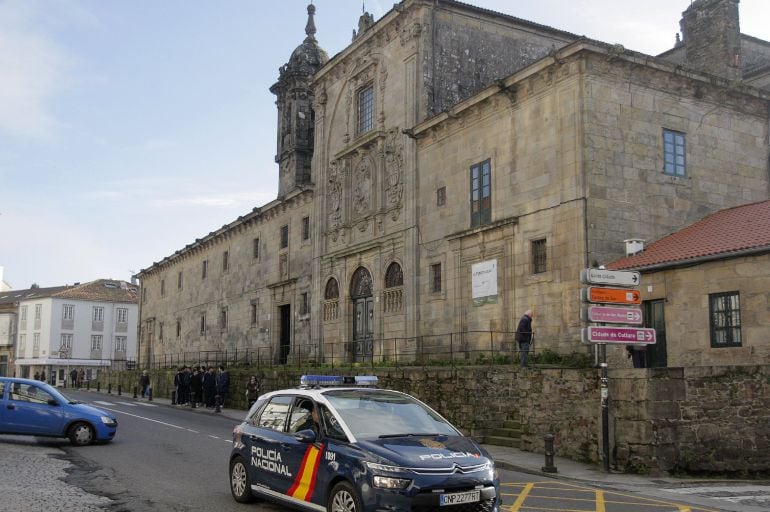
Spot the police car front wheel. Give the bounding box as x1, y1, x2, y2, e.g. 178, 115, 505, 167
328, 481, 362, 512
230, 456, 254, 503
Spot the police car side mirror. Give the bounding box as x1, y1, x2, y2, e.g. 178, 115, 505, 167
294, 429, 317, 443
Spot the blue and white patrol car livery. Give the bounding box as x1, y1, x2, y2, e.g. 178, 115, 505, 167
229, 375, 500, 512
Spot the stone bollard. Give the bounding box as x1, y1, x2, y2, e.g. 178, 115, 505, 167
542, 433, 558, 473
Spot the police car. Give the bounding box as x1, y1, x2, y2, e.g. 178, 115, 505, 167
229, 375, 500, 512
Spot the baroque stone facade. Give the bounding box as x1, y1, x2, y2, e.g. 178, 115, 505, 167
136, 0, 770, 368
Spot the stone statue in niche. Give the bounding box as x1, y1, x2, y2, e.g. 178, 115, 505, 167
352, 157, 372, 217
384, 127, 403, 207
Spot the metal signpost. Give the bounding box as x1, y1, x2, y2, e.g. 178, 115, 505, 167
580, 267, 653, 473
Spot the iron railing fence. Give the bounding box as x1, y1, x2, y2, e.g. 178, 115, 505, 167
138, 330, 534, 370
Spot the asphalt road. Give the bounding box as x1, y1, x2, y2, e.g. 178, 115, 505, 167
1, 389, 749, 512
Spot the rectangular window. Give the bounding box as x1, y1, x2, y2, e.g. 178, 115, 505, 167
223, 250, 229, 272
91, 335, 102, 351
709, 291, 742, 347
430, 263, 442, 293
115, 336, 126, 352
20, 306, 27, 323
357, 85, 374, 134
160, 279, 166, 297
177, 271, 183, 290
302, 216, 310, 241
142, 287, 147, 303
300, 292, 309, 315
63, 304, 74, 320
19, 334, 26, 351
60, 333, 72, 349
280, 225, 289, 249
437, 186, 446, 207
202, 260, 208, 279
33, 333, 40, 351
470, 159, 492, 227
663, 129, 686, 176
253, 238, 260, 260
200, 313, 206, 334
159, 322, 164, 341
93, 306, 104, 322
220, 307, 228, 330
532, 238, 547, 274
34, 304, 42, 321
116, 308, 128, 324
250, 300, 258, 326
176, 320, 181, 338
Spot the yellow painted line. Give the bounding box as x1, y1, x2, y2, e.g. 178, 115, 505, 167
508, 482, 533, 511
596, 490, 605, 512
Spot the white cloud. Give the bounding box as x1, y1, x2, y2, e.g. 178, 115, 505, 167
0, 1, 75, 139
156, 191, 274, 209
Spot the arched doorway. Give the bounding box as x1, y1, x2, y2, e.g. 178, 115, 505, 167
350, 267, 374, 362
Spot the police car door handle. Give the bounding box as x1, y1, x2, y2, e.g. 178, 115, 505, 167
6, 404, 15, 410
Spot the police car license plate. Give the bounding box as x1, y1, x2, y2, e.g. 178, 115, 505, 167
439, 490, 481, 506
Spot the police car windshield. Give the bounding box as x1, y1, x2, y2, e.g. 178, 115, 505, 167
323, 390, 458, 439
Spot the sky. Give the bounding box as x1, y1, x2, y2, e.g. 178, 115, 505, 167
1, 0, 769, 290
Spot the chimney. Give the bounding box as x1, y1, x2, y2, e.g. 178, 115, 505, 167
624, 239, 645, 256
680, 0, 742, 80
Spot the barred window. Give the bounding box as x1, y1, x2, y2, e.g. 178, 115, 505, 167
280, 225, 289, 249
437, 186, 446, 207
357, 85, 374, 134
200, 313, 206, 334
251, 300, 258, 326
178, 271, 183, 290
300, 292, 309, 315
220, 307, 228, 330
324, 278, 339, 300
223, 250, 229, 272
709, 291, 741, 347
532, 238, 547, 274
176, 320, 181, 338
470, 160, 491, 227
385, 262, 403, 288
302, 216, 310, 241
253, 238, 260, 259
202, 260, 208, 279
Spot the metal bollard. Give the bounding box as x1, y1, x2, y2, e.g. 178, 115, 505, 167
215, 394, 221, 413
190, 395, 196, 409
118, 384, 122, 396
97, 382, 101, 393
133, 386, 138, 399
148, 387, 153, 401
542, 433, 558, 473
87, 381, 91, 390
171, 390, 177, 405
107, 383, 112, 394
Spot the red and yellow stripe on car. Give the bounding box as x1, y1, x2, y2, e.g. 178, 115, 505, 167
288, 444, 324, 501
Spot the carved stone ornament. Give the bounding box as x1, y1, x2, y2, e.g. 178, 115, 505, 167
327, 159, 343, 229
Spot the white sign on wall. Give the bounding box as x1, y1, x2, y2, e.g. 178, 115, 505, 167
471, 259, 498, 306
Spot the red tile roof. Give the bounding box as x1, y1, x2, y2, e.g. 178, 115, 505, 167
608, 199, 770, 271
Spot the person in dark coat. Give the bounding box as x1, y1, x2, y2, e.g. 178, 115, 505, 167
216, 366, 230, 408
139, 370, 151, 398
191, 367, 203, 406
515, 309, 534, 367
245, 375, 260, 409
202, 367, 217, 408
70, 369, 78, 387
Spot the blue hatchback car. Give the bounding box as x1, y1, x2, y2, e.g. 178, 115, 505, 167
0, 377, 118, 445
229, 375, 500, 512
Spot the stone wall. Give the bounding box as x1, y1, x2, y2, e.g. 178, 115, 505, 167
101, 364, 769, 474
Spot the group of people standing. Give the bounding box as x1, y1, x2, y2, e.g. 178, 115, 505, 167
169, 365, 231, 408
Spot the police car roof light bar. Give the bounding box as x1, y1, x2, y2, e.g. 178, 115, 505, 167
299, 375, 379, 388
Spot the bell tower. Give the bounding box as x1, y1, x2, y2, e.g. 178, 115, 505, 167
271, 4, 329, 197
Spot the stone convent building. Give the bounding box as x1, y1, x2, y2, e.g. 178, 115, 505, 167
136, 0, 770, 368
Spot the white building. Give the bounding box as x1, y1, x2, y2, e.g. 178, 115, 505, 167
13, 280, 139, 385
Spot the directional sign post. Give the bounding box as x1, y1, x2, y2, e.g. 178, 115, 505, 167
580, 268, 640, 288
584, 305, 643, 325
581, 287, 641, 305
581, 326, 656, 345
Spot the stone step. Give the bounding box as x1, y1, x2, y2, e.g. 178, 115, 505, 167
491, 427, 521, 438
483, 435, 521, 448
502, 420, 521, 430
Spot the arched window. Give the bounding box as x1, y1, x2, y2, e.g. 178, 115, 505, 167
324, 278, 339, 300
384, 262, 403, 288
350, 267, 373, 299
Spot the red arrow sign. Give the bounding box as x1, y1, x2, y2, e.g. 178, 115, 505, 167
582, 327, 656, 344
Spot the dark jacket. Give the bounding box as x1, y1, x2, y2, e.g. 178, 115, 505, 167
202, 371, 216, 391
515, 314, 533, 344
216, 370, 230, 393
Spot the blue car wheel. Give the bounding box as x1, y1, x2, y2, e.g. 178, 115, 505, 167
68, 422, 95, 446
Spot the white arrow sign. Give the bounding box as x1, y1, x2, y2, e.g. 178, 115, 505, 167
581, 268, 640, 288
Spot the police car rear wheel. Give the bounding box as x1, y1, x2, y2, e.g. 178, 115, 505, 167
328, 482, 362, 512
230, 456, 254, 503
